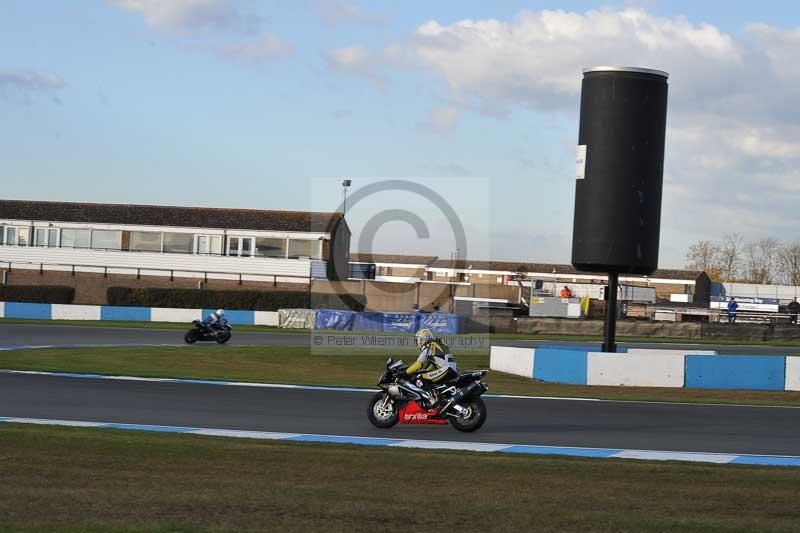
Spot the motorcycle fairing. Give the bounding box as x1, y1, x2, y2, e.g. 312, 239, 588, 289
398, 401, 448, 425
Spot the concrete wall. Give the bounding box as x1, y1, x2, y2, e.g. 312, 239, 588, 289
786, 357, 800, 391
489, 347, 534, 378
588, 351, 685, 387
490, 345, 800, 392
51, 304, 102, 321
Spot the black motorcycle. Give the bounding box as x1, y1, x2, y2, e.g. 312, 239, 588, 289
184, 319, 232, 344
367, 357, 489, 432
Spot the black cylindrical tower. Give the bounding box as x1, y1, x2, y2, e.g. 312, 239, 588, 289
571, 66, 669, 275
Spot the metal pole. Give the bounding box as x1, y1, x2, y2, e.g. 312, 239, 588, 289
603, 272, 619, 353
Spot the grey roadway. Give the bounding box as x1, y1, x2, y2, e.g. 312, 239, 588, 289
3, 373, 800, 456
0, 323, 797, 354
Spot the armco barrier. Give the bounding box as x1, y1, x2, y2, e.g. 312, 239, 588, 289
685, 355, 786, 391
533, 348, 589, 385
0, 301, 5, 319
4, 302, 52, 320
489, 346, 534, 378
588, 351, 684, 387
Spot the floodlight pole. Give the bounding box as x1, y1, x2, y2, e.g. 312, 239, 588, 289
342, 179, 351, 214
602, 272, 619, 353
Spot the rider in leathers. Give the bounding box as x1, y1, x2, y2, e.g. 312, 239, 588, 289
401, 329, 458, 408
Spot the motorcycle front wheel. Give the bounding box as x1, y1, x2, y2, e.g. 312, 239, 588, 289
184, 330, 199, 344
367, 392, 399, 428
216, 331, 232, 344
449, 397, 487, 433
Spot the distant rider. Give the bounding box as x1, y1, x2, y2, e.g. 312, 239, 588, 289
399, 329, 458, 408
204, 309, 226, 332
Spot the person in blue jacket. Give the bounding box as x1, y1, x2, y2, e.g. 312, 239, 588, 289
727, 298, 739, 324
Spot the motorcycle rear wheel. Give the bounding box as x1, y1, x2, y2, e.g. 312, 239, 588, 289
184, 331, 199, 344
367, 392, 399, 428
449, 397, 487, 432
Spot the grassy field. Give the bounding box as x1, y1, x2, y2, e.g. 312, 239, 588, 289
4, 317, 800, 347
2, 345, 800, 406
1, 423, 799, 532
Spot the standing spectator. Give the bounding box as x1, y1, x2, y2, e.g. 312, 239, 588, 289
788, 298, 800, 325
560, 285, 573, 298
727, 297, 739, 324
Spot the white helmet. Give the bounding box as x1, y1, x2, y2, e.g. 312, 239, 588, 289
414, 328, 433, 350
215, 309, 225, 317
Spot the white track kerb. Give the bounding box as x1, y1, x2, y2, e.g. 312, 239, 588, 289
2, 416, 800, 468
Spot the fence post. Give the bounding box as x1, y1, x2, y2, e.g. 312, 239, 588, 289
39, 263, 43, 275
238, 273, 243, 286
104, 266, 108, 278
71, 265, 75, 277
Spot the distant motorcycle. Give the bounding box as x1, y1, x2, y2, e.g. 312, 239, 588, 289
367, 357, 489, 432
184, 319, 232, 344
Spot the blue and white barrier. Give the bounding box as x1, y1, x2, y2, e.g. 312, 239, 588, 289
490, 345, 800, 392
0, 301, 279, 327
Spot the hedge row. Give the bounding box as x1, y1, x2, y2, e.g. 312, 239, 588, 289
107, 287, 365, 312
0, 285, 76, 304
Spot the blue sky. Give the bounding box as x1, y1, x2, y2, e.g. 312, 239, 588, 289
3, 1, 800, 268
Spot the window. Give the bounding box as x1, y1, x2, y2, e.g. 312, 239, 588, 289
227, 236, 254, 257
5, 227, 30, 246
163, 232, 194, 254
130, 231, 162, 252
288, 239, 318, 259
196, 235, 222, 255
34, 228, 59, 247
255, 237, 286, 258
0, 225, 4, 245
91, 230, 122, 250
61, 229, 91, 248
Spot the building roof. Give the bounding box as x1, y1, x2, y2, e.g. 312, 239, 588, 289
350, 253, 437, 266
0, 199, 344, 234
429, 258, 704, 280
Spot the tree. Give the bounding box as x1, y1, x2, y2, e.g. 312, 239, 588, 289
685, 240, 722, 279
743, 237, 780, 284
717, 233, 745, 282
778, 241, 800, 286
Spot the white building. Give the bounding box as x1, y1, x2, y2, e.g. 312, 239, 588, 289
0, 199, 350, 283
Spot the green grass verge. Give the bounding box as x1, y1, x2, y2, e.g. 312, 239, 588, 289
4, 317, 800, 347
2, 345, 800, 406
1, 424, 799, 532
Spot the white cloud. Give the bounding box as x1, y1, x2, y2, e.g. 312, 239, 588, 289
220, 34, 294, 62
0, 69, 65, 91
313, 0, 384, 27
324, 44, 384, 83
421, 105, 460, 133
106, 0, 256, 33
330, 8, 800, 263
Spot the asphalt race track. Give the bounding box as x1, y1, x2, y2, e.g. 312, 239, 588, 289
3, 372, 800, 456
0, 323, 796, 355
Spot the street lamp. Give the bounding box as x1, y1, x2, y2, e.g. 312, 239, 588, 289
342, 179, 352, 214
